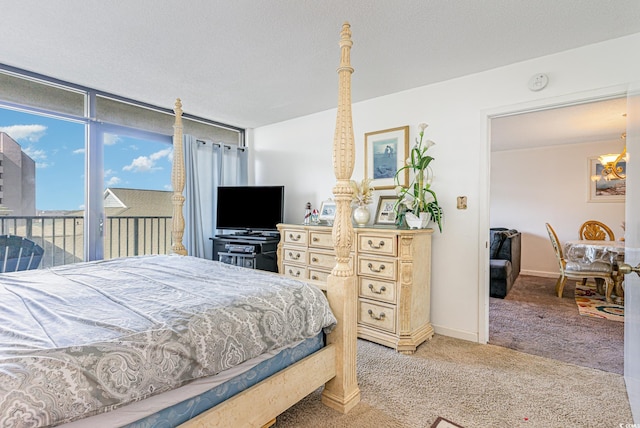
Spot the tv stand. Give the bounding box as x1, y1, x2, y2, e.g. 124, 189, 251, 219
210, 234, 279, 272
226, 230, 281, 240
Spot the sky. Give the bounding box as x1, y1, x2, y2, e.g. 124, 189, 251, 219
0, 108, 172, 211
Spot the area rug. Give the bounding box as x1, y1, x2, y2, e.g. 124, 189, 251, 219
430, 416, 464, 428
575, 281, 624, 322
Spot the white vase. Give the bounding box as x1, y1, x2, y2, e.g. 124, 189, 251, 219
353, 205, 370, 226
405, 212, 430, 229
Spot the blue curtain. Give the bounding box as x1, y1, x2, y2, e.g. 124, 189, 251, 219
183, 135, 248, 259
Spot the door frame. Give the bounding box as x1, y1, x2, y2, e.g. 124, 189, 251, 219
478, 84, 630, 343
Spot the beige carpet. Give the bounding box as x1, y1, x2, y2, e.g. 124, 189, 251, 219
274, 335, 632, 428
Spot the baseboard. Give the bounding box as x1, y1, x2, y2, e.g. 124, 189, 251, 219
432, 324, 478, 342
520, 269, 557, 278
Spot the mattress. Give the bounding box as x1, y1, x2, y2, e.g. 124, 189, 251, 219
60, 334, 324, 427
0, 255, 336, 427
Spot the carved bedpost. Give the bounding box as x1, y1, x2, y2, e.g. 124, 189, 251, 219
171, 98, 187, 255
321, 22, 361, 414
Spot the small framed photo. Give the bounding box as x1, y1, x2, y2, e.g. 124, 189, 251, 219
318, 200, 337, 223
374, 195, 400, 225
588, 156, 626, 203
365, 126, 409, 190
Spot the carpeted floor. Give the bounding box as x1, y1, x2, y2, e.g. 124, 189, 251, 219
275, 335, 632, 427
489, 274, 624, 374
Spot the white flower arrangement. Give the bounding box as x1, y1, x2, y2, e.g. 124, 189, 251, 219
394, 122, 443, 232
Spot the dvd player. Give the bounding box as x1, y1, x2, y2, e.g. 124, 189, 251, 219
224, 243, 256, 254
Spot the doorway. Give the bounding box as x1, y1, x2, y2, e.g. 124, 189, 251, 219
486, 95, 627, 372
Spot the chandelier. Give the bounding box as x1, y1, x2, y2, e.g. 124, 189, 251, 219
597, 132, 627, 181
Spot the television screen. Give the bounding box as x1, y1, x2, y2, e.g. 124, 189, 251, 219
216, 186, 284, 232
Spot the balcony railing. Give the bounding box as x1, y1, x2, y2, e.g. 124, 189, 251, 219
0, 215, 172, 268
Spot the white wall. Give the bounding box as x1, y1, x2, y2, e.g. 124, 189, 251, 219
491, 140, 626, 278
250, 32, 640, 342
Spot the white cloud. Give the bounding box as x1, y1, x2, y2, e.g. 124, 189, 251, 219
23, 147, 47, 161
73, 148, 85, 154
123, 147, 173, 173
104, 134, 121, 146
36, 162, 52, 169
106, 176, 122, 186
0, 124, 47, 142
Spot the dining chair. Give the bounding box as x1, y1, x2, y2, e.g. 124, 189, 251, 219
545, 223, 613, 298
578, 220, 615, 285
579, 220, 615, 241
0, 235, 44, 273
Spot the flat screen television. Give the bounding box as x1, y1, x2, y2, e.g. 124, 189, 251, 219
215, 185, 284, 233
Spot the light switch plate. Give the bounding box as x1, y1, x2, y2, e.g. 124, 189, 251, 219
457, 196, 467, 210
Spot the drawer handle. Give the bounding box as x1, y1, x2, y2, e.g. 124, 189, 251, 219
289, 233, 302, 241
312, 257, 318, 263
367, 309, 386, 321
367, 239, 385, 249
367, 262, 385, 273
368, 284, 387, 294
311, 274, 319, 280
287, 269, 301, 277
288, 251, 300, 260
313, 237, 319, 242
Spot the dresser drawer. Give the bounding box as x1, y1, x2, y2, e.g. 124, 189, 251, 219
283, 246, 307, 264
357, 256, 396, 281
282, 229, 308, 246
358, 300, 396, 333
309, 268, 331, 282
309, 250, 336, 270
282, 263, 307, 279
358, 234, 397, 257
359, 277, 396, 304
309, 230, 333, 248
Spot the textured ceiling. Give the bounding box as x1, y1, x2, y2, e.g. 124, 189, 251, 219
1, 0, 640, 131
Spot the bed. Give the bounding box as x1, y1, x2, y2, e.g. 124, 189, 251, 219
0, 22, 360, 427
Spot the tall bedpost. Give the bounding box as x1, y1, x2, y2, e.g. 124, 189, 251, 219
171, 98, 187, 255
321, 22, 361, 413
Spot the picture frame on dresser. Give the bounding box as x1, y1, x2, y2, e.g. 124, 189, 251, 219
318, 199, 337, 223
374, 195, 400, 225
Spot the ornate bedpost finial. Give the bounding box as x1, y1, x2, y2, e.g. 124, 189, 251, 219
171, 98, 187, 255
331, 21, 355, 276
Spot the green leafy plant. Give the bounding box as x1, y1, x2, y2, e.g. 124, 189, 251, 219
393, 123, 443, 232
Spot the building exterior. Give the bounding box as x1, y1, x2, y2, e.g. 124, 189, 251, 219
0, 132, 36, 216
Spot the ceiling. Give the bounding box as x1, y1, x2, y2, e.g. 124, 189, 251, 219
491, 96, 628, 152
1, 0, 639, 136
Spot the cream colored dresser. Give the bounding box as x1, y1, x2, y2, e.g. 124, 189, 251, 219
277, 223, 434, 354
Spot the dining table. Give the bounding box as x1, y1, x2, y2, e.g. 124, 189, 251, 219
563, 239, 626, 304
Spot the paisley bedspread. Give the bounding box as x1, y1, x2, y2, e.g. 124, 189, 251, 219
0, 255, 336, 427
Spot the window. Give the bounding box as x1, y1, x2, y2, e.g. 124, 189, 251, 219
0, 64, 245, 266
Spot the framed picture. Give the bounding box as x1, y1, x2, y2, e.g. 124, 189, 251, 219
588, 157, 626, 202
365, 126, 409, 190
318, 200, 337, 222
374, 195, 400, 225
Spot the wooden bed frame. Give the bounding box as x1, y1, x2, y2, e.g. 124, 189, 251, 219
170, 22, 360, 427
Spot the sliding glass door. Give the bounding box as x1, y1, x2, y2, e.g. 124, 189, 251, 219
0, 107, 85, 267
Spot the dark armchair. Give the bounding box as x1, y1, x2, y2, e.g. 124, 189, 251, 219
0, 235, 44, 273
489, 228, 521, 298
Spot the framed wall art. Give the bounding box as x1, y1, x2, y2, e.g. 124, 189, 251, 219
365, 126, 409, 190
588, 156, 626, 203
374, 195, 400, 225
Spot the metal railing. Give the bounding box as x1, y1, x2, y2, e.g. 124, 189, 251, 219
0, 215, 172, 268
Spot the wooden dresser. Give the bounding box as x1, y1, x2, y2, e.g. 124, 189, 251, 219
277, 223, 434, 354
